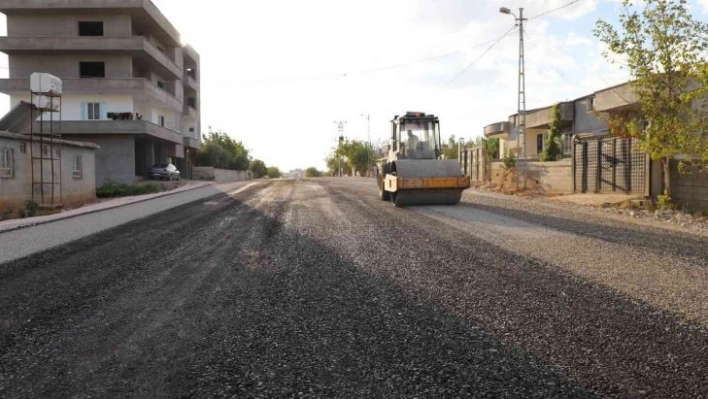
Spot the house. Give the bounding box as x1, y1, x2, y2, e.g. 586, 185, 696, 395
0, 0, 201, 186
0, 131, 99, 212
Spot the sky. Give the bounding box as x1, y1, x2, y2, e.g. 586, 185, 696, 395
2, 0, 708, 172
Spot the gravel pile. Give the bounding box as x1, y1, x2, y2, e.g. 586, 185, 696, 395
1, 179, 706, 398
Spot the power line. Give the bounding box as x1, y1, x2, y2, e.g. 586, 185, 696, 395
529, 0, 583, 20
444, 25, 517, 87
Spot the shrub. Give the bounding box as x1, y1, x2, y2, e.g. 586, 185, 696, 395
20, 199, 39, 218
96, 181, 161, 198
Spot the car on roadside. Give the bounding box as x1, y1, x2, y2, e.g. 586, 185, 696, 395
149, 163, 180, 181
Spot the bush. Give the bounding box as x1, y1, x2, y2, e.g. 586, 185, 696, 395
20, 199, 39, 218
96, 181, 161, 198
501, 153, 517, 170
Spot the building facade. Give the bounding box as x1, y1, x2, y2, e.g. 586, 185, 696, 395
0, 0, 201, 185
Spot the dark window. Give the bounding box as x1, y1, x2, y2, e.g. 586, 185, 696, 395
158, 115, 165, 127
80, 62, 105, 78
537, 134, 544, 154
78, 21, 104, 36
186, 97, 196, 108
157, 80, 165, 89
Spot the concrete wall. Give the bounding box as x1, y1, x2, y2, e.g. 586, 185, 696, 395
670, 162, 708, 212
0, 132, 98, 211
490, 159, 573, 194
574, 96, 608, 134
62, 134, 135, 186
7, 14, 132, 37
12, 94, 134, 121
193, 167, 253, 182
8, 54, 133, 79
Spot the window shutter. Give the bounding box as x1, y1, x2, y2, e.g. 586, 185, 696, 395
100, 103, 108, 120
81, 102, 87, 120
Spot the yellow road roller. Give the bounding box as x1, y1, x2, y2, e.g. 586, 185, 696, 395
377, 112, 470, 206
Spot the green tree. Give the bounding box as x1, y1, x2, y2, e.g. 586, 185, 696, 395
305, 167, 322, 177
329, 139, 374, 176
266, 166, 282, 179
541, 104, 563, 161
442, 135, 459, 160
249, 159, 267, 178
195, 131, 250, 170
594, 0, 708, 195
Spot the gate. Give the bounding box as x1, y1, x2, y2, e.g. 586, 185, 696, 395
460, 147, 486, 183
574, 137, 647, 194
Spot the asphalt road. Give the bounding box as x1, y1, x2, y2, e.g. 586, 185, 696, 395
1, 178, 706, 398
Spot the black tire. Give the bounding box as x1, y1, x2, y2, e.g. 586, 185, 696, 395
378, 174, 391, 201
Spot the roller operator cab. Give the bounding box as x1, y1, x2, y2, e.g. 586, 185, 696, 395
377, 112, 470, 207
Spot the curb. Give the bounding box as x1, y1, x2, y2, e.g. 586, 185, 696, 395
0, 181, 213, 235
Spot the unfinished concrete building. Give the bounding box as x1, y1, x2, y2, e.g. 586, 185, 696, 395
0, 0, 201, 185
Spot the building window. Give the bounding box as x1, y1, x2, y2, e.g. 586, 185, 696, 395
157, 80, 165, 90
186, 97, 196, 109
0, 147, 14, 178
158, 115, 165, 127
588, 96, 595, 111
86, 103, 101, 120
78, 21, 104, 36
19, 142, 26, 154
537, 134, 544, 154
42, 145, 50, 157
73, 155, 83, 179
80, 62, 105, 78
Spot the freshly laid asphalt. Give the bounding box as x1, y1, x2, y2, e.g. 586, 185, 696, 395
0, 178, 706, 398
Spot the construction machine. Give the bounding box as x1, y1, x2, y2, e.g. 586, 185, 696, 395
377, 112, 470, 207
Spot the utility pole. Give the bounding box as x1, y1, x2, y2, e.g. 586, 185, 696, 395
334, 120, 347, 177
500, 6, 527, 189
361, 113, 371, 177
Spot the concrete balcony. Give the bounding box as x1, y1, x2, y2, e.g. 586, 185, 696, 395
182, 104, 198, 119
483, 121, 511, 139
0, 78, 183, 112
593, 82, 638, 112
183, 136, 200, 150
30, 120, 184, 145
0, 0, 181, 47
183, 73, 199, 91
524, 102, 574, 129
0, 36, 182, 79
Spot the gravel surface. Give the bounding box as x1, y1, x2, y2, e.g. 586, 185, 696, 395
1, 178, 706, 398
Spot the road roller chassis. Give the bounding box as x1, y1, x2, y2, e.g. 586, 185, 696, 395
377, 112, 471, 207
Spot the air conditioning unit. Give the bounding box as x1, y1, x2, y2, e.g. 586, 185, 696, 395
30, 73, 62, 95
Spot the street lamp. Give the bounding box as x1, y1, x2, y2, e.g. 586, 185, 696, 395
334, 121, 347, 177
500, 6, 527, 188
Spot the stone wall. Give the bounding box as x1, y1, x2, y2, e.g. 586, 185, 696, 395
193, 167, 252, 182
490, 159, 573, 194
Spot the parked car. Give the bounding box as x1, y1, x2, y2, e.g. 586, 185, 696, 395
149, 163, 180, 181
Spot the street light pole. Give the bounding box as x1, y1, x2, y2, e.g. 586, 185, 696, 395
334, 120, 347, 177
500, 6, 527, 188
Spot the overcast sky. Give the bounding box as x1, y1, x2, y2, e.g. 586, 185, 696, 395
3, 0, 708, 171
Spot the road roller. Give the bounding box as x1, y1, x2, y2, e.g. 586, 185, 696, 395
377, 112, 470, 207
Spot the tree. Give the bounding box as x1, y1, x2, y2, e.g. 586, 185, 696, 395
594, 0, 708, 196
541, 104, 563, 161
305, 167, 322, 177
442, 135, 459, 160
195, 131, 250, 170
328, 139, 374, 176
266, 166, 282, 179
249, 159, 267, 178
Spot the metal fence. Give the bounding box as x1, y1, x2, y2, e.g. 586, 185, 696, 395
573, 137, 648, 195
